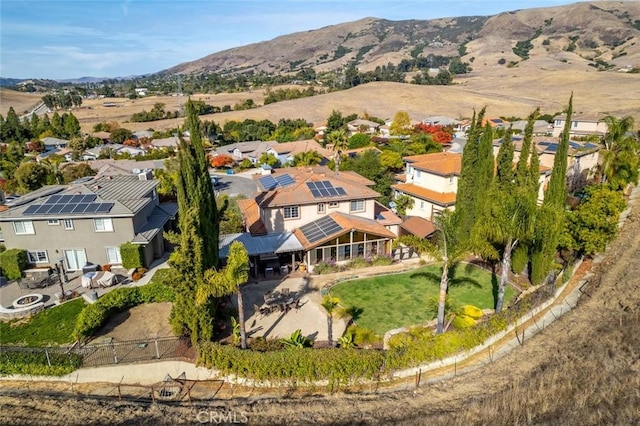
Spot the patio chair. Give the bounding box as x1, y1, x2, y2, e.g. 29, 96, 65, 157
17, 278, 30, 291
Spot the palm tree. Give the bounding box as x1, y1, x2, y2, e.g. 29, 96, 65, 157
321, 295, 346, 347
197, 241, 250, 348
472, 187, 536, 312
292, 150, 323, 166
600, 115, 636, 185
326, 129, 349, 172
423, 210, 468, 334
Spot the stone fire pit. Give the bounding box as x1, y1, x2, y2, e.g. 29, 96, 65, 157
13, 293, 44, 309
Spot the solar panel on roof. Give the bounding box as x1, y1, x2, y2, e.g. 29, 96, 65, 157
37, 204, 56, 214
307, 182, 318, 190
72, 203, 88, 213
23, 205, 40, 214
275, 174, 295, 187
95, 203, 114, 213
299, 216, 344, 243
48, 204, 64, 214
81, 194, 97, 203
336, 188, 347, 196
48, 195, 63, 204
319, 188, 330, 197
60, 205, 75, 214
84, 203, 100, 213
70, 194, 85, 203
545, 144, 559, 153
57, 195, 74, 204
310, 189, 322, 198
259, 175, 278, 190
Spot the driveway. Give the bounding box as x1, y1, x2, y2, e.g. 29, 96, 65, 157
210, 171, 259, 199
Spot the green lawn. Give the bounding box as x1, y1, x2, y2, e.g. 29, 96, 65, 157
330, 263, 516, 336
0, 298, 86, 346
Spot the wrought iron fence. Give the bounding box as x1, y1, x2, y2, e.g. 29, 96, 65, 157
1, 336, 193, 372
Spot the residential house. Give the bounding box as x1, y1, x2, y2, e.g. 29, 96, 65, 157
149, 136, 180, 150
36, 147, 73, 163
422, 116, 460, 127
133, 130, 154, 140
392, 152, 461, 220
41, 137, 68, 152
343, 146, 382, 158
551, 114, 608, 138
510, 120, 552, 135
237, 166, 401, 271
214, 141, 277, 164
117, 145, 147, 157
536, 138, 600, 192
92, 131, 111, 142
83, 159, 166, 178
347, 119, 381, 135
265, 139, 330, 166
0, 175, 177, 270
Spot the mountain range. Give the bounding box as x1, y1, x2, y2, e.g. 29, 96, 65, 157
163, 1, 640, 76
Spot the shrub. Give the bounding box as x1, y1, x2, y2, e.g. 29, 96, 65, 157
119, 242, 143, 269
460, 305, 483, 319
345, 257, 369, 269
313, 262, 341, 275
0, 349, 82, 376
511, 245, 528, 274
371, 255, 393, 266
249, 337, 284, 352
0, 249, 27, 280
452, 315, 476, 329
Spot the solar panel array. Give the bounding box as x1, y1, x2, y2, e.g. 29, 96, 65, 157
23, 193, 114, 216
298, 215, 343, 243
258, 174, 296, 190
306, 181, 347, 198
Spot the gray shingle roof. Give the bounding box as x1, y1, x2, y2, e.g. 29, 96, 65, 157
132, 205, 175, 243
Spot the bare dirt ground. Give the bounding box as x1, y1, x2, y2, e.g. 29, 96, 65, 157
1, 198, 638, 425
89, 302, 174, 343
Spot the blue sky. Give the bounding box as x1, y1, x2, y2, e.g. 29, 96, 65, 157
1, 0, 574, 80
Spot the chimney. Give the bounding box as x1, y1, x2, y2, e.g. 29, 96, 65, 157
138, 169, 153, 181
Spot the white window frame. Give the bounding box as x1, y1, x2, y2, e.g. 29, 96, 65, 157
14, 220, 35, 235
105, 247, 122, 264
350, 200, 365, 213
283, 206, 299, 219
27, 250, 48, 264
64, 219, 74, 230
47, 219, 60, 226
420, 201, 425, 210
449, 175, 454, 184
94, 218, 114, 232
328, 201, 339, 208
317, 203, 326, 214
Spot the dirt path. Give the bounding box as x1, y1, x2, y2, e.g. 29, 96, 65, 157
1, 201, 639, 424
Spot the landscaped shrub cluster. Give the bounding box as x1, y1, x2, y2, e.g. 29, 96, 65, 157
119, 242, 143, 269
74, 282, 174, 340
0, 348, 82, 376
198, 343, 385, 390
0, 248, 27, 280
314, 256, 396, 275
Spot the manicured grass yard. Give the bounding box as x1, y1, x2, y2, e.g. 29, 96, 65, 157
330, 263, 516, 336
0, 298, 85, 346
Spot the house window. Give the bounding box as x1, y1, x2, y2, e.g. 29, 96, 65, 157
105, 247, 122, 264
449, 176, 454, 184
94, 218, 114, 232
283, 206, 299, 219
555, 120, 561, 126
573, 121, 578, 128
64, 219, 74, 230
420, 201, 425, 210
14, 221, 35, 235
416, 170, 421, 179
48, 219, 60, 225
350, 200, 365, 213
329, 201, 339, 208
27, 250, 48, 264
318, 203, 326, 214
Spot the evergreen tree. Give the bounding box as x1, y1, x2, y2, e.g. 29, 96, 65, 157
531, 95, 573, 283
495, 126, 515, 190
456, 107, 486, 240
515, 109, 539, 187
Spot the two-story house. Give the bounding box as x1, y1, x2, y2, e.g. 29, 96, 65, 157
0, 175, 177, 271
392, 152, 461, 220
552, 114, 608, 138
213, 141, 277, 165
237, 166, 401, 271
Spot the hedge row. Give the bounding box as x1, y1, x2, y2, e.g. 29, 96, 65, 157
0, 349, 82, 376
74, 282, 175, 340
198, 343, 385, 390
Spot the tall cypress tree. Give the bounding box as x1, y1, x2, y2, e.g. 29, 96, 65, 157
515, 108, 539, 187
456, 107, 486, 239
495, 126, 515, 190
531, 95, 573, 283
168, 99, 222, 343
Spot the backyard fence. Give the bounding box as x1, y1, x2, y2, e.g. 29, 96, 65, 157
0, 336, 194, 373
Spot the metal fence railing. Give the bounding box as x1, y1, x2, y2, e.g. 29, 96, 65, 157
1, 336, 193, 371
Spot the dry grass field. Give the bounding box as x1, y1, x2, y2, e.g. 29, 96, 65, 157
3, 57, 639, 135
0, 89, 42, 116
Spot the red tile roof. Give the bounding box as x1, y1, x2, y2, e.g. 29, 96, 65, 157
400, 216, 436, 238
404, 152, 462, 176
392, 183, 457, 206
237, 198, 268, 235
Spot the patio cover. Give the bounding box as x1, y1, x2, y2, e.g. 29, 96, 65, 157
219, 232, 303, 258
